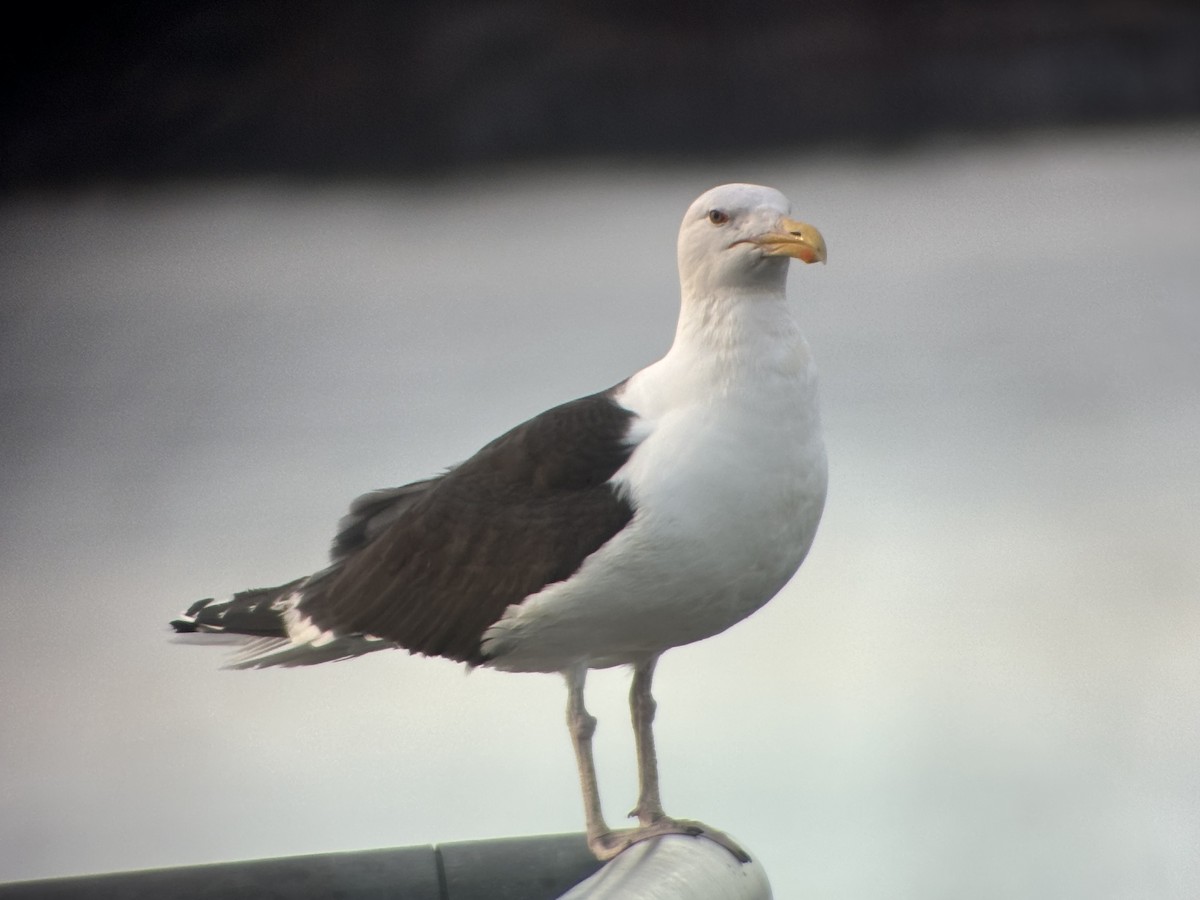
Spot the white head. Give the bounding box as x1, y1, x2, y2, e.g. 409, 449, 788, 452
677, 183, 826, 298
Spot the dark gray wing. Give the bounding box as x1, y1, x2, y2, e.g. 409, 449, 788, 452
331, 478, 443, 563
296, 389, 638, 665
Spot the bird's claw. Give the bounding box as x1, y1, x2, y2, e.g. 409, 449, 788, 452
588, 818, 751, 864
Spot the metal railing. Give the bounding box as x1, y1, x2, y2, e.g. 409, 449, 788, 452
0, 831, 772, 899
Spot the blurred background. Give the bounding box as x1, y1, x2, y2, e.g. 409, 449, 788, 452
2, 2, 1198, 897
5, 1, 1200, 185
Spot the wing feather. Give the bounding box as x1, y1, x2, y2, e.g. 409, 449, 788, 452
296, 389, 638, 665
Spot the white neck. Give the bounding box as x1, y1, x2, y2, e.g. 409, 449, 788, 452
621, 283, 814, 418
672, 283, 807, 381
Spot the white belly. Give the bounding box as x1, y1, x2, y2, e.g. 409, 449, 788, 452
482, 346, 827, 673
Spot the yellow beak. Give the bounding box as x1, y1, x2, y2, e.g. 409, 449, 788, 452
752, 218, 827, 264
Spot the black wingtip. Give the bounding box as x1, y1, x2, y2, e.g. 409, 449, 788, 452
168, 598, 215, 633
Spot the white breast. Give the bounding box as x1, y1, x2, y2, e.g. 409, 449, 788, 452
483, 295, 827, 673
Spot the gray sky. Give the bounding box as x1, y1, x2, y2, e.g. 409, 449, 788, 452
1, 126, 1198, 898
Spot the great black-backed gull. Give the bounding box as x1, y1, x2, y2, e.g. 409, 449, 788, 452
171, 183, 828, 862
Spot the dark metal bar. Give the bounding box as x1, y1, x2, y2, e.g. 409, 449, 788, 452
0, 834, 603, 900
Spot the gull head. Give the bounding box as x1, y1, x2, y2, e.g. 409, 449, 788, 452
677, 183, 826, 297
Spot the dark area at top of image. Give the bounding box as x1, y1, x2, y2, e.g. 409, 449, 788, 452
4, 0, 1199, 189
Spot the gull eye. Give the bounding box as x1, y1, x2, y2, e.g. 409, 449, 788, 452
707, 209, 730, 226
